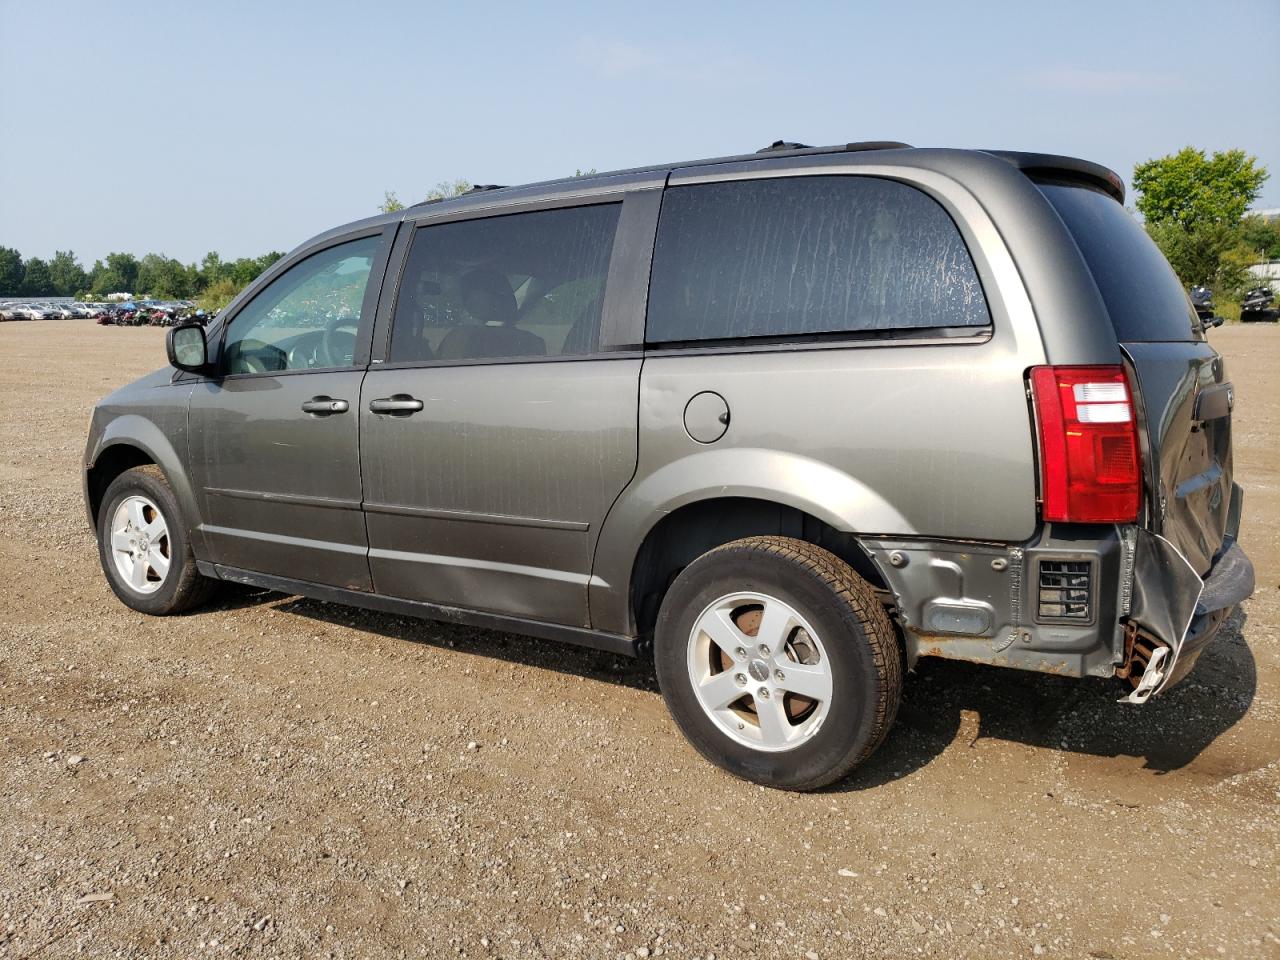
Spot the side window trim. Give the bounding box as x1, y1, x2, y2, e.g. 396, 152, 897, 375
599, 188, 662, 352
214, 225, 394, 378
368, 220, 416, 365
369, 192, 649, 366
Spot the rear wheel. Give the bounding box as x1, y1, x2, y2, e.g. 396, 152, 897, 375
96, 465, 216, 615
654, 536, 902, 791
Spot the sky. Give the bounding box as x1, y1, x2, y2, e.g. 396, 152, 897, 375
2, 0, 1278, 266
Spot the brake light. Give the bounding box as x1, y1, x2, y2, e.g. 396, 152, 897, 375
1030, 365, 1141, 523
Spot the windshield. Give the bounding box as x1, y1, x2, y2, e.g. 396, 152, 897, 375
1038, 182, 1200, 342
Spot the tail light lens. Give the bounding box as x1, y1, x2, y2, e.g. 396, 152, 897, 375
1030, 365, 1141, 523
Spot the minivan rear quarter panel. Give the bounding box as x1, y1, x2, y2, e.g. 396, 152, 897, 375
590, 156, 1060, 636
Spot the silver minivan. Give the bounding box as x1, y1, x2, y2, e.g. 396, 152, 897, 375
84, 141, 1254, 789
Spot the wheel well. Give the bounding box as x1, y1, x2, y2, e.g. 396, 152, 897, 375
628, 498, 890, 640
87, 445, 156, 525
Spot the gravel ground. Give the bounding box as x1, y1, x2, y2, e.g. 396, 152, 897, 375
0, 320, 1277, 960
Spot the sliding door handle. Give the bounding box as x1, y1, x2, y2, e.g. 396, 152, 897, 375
301, 396, 349, 415
369, 395, 424, 415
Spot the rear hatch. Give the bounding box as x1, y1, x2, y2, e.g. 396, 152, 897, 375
1037, 182, 1234, 576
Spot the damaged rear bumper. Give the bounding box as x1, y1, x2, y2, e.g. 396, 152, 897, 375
862, 483, 1254, 700
1121, 534, 1255, 702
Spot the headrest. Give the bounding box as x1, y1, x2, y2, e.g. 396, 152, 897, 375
459, 268, 517, 325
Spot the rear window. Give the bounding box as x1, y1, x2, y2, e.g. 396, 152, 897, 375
646, 176, 990, 344
1038, 183, 1199, 342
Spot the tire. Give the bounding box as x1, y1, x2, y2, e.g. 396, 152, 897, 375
654, 536, 902, 791
96, 464, 217, 615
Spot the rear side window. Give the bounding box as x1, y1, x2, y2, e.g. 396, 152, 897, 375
645, 176, 990, 344
1038, 183, 1199, 342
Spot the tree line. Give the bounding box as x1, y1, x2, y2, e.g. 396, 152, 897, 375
0, 247, 284, 311
1134, 147, 1277, 308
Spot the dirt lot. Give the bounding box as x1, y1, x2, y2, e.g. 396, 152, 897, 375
0, 320, 1276, 960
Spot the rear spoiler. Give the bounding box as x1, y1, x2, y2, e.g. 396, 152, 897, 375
983, 150, 1126, 204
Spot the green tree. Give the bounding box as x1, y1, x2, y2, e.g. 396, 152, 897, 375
90, 269, 125, 297
48, 250, 88, 297
424, 178, 471, 202
88, 258, 123, 297
226, 252, 282, 288
0, 247, 24, 296
1133, 148, 1271, 298
20, 257, 54, 296
1133, 148, 1268, 229
136, 253, 196, 298
196, 277, 242, 312
379, 179, 472, 212
199, 251, 229, 286
1146, 221, 1259, 293
1238, 214, 1280, 261
100, 252, 140, 294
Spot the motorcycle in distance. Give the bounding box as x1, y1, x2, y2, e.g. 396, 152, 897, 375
1191, 285, 1215, 321
1241, 286, 1277, 323
1189, 285, 1226, 332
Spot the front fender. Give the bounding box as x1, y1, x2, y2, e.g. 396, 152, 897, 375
86, 411, 205, 555
589, 447, 914, 634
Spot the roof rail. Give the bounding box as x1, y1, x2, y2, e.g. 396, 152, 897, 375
408, 183, 510, 209
757, 139, 913, 156
758, 140, 813, 153
843, 141, 912, 152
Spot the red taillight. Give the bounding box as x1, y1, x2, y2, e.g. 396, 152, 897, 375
1030, 365, 1141, 523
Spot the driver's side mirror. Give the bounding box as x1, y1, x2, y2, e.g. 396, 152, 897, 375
167, 322, 210, 373
1203, 315, 1226, 332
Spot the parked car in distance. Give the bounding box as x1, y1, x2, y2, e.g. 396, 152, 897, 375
83, 140, 1255, 790
8, 302, 53, 320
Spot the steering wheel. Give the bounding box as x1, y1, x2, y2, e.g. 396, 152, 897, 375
318, 315, 359, 367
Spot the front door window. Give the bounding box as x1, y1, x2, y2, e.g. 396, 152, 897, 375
222, 236, 380, 374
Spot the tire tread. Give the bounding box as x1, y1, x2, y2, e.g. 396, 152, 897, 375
659, 535, 903, 790
99, 465, 217, 615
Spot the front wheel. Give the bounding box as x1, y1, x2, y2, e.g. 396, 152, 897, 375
654, 536, 902, 791
96, 465, 217, 615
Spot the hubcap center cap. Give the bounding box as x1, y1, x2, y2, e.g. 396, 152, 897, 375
747, 659, 770, 683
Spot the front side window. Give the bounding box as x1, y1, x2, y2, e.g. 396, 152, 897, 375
222, 236, 380, 375
388, 203, 621, 364
646, 176, 990, 344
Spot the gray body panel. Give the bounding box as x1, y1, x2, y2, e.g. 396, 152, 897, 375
84, 370, 201, 547
358, 358, 640, 626
1123, 341, 1233, 577
187, 371, 370, 590
590, 154, 1057, 635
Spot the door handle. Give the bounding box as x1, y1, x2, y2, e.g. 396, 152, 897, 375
369, 395, 424, 415
301, 396, 349, 415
